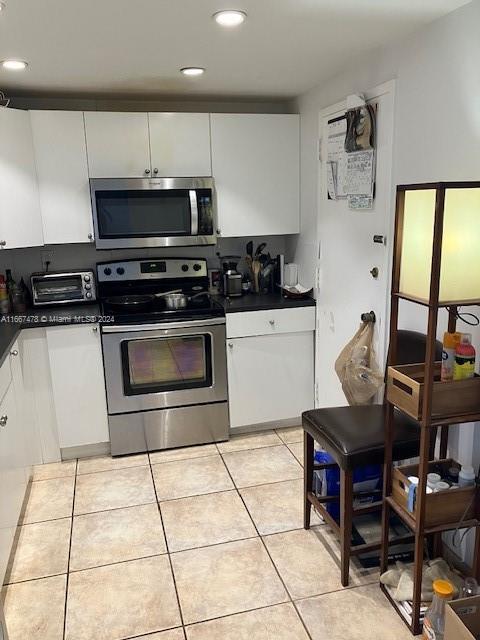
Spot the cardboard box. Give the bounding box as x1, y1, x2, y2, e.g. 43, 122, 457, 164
445, 596, 480, 640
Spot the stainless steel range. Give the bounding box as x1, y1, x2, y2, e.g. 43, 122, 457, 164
97, 257, 228, 456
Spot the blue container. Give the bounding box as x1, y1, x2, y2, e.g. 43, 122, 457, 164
314, 449, 382, 521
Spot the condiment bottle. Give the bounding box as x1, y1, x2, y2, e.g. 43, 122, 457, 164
441, 331, 461, 382
458, 464, 476, 487
422, 579, 454, 640
453, 333, 476, 380
0, 275, 10, 314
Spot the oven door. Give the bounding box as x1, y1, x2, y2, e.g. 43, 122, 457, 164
101, 318, 227, 415
90, 177, 216, 249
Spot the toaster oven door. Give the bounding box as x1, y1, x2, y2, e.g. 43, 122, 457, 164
31, 273, 91, 305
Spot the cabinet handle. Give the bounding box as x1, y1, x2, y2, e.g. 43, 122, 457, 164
216, 229, 221, 236
88, 233, 94, 242
144, 168, 151, 175
0, 240, 6, 247
10, 349, 18, 356
153, 168, 159, 174
269, 319, 275, 326
92, 326, 98, 333
0, 415, 8, 427
228, 342, 233, 348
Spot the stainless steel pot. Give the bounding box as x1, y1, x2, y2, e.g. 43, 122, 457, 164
163, 291, 209, 310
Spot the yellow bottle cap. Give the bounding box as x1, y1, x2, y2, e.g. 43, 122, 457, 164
433, 579, 454, 597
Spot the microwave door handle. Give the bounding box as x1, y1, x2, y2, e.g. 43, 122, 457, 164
189, 190, 199, 235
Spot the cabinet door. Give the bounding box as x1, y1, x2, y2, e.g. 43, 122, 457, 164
46, 324, 109, 448
227, 332, 314, 428
148, 113, 211, 177
84, 112, 151, 178
0, 107, 44, 249
211, 114, 300, 237
31, 111, 94, 245
0, 381, 27, 584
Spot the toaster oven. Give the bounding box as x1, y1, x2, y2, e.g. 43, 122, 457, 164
31, 270, 96, 306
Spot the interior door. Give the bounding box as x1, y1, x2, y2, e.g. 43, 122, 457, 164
315, 81, 396, 407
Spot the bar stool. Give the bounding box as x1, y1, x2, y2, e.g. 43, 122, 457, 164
302, 330, 442, 586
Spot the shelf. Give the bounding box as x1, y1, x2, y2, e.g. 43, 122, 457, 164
385, 496, 480, 535
393, 292, 480, 308
391, 401, 480, 428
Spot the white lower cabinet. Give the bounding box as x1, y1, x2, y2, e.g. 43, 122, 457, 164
226, 330, 314, 429
46, 324, 109, 449
0, 352, 29, 584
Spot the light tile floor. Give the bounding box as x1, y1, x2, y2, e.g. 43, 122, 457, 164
2, 427, 414, 640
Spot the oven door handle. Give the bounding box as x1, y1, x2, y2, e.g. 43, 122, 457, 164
101, 317, 226, 333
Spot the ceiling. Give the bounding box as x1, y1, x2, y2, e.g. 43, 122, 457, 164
0, 0, 471, 100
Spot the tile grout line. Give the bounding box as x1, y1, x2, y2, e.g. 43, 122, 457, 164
216, 447, 315, 640
147, 456, 187, 635
62, 457, 78, 640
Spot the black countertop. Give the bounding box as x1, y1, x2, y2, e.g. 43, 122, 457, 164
217, 292, 315, 313
0, 304, 101, 367
0, 295, 316, 366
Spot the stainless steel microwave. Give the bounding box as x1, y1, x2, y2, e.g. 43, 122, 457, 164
90, 177, 216, 249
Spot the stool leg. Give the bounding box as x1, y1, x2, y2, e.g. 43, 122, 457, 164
304, 431, 314, 529
340, 468, 353, 587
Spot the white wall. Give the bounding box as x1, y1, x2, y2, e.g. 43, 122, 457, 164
291, 0, 480, 561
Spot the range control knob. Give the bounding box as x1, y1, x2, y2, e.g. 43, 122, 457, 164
193, 264, 202, 272
85, 284, 91, 290
181, 264, 189, 272
84, 275, 91, 282
86, 292, 92, 299
103, 268, 112, 276
116, 267, 125, 275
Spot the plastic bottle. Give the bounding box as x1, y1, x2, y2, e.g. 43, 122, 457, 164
0, 275, 10, 314
453, 333, 476, 380
458, 464, 476, 487
441, 331, 461, 382
422, 579, 454, 640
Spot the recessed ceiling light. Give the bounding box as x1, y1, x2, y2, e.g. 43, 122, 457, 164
213, 10, 247, 27
180, 67, 205, 77
1, 59, 28, 71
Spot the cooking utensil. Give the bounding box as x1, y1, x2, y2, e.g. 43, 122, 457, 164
104, 289, 182, 310
255, 242, 267, 257
252, 259, 261, 294
163, 291, 210, 310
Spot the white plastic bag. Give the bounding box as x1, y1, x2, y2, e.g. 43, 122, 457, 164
334, 321, 383, 405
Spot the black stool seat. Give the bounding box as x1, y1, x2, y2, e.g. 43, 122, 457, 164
302, 405, 419, 470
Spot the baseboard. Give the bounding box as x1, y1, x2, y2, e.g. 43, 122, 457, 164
61, 441, 111, 460
229, 417, 301, 436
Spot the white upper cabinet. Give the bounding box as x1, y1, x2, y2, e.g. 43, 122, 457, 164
148, 113, 211, 177
31, 111, 94, 245
0, 107, 43, 249
84, 112, 151, 178
210, 113, 300, 237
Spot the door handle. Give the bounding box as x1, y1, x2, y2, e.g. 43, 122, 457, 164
0, 415, 8, 427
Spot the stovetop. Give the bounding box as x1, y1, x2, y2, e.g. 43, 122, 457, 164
97, 257, 224, 326
100, 296, 224, 325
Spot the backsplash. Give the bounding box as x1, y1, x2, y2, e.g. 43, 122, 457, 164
0, 236, 291, 284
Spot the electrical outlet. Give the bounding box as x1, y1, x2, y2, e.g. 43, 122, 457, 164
40, 250, 54, 271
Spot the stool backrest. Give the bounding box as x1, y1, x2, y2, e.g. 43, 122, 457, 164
390, 330, 443, 367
